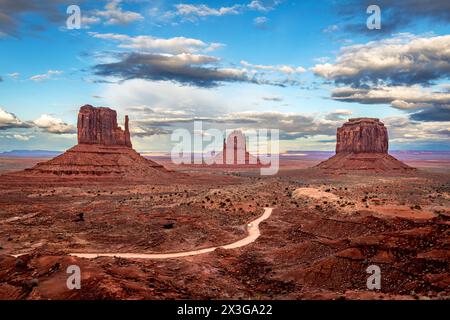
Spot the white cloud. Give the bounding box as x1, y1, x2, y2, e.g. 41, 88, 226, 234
0, 107, 30, 129
33, 114, 76, 134
159, 1, 282, 22
254, 16, 269, 28
383, 115, 450, 143
7, 72, 20, 78
173, 3, 242, 18
324, 109, 353, 120
89, 32, 224, 54
80, 16, 101, 28
241, 60, 306, 74
314, 57, 330, 64
12, 134, 33, 141
331, 85, 450, 110
248, 1, 282, 12
312, 34, 450, 86
29, 70, 62, 82
102, 79, 229, 117
93, 0, 143, 25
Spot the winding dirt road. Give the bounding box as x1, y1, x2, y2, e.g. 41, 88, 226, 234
69, 207, 273, 260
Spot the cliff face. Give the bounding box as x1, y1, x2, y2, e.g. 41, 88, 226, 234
77, 105, 132, 148
336, 118, 388, 154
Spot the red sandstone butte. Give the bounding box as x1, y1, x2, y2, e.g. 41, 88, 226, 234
77, 105, 132, 148
317, 118, 414, 172
18, 105, 168, 178
214, 130, 260, 166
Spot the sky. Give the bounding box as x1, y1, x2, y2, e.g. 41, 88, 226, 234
0, 0, 449, 152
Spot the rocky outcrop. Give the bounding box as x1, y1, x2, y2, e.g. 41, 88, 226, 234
336, 118, 388, 154
19, 105, 171, 178
317, 118, 414, 172
77, 105, 132, 148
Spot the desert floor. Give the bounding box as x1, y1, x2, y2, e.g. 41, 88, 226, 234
0, 156, 448, 299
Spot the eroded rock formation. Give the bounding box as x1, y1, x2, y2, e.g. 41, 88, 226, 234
336, 118, 388, 154
214, 130, 260, 166
77, 105, 132, 147
317, 118, 414, 172
19, 105, 169, 178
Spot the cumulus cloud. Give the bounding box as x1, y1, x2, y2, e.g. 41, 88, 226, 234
383, 115, 450, 144
89, 32, 224, 54
331, 85, 450, 122
29, 70, 63, 82
0, 107, 31, 130
93, 52, 298, 88
324, 109, 353, 121
0, 107, 76, 135
312, 34, 450, 87
331, 86, 450, 108
410, 106, 450, 122
314, 34, 450, 123
127, 109, 344, 141
102, 79, 231, 118
33, 114, 76, 134
212, 111, 340, 139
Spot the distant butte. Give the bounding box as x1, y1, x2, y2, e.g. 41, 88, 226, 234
316, 118, 415, 172
214, 130, 261, 166
19, 105, 169, 178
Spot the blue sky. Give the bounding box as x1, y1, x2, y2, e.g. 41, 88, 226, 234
0, 0, 449, 152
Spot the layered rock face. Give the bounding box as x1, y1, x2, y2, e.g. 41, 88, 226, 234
317, 118, 414, 172
336, 118, 388, 154
77, 105, 132, 147
20, 105, 169, 178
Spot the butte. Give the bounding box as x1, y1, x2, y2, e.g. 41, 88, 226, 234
316, 118, 415, 172
15, 105, 171, 179
213, 130, 261, 166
